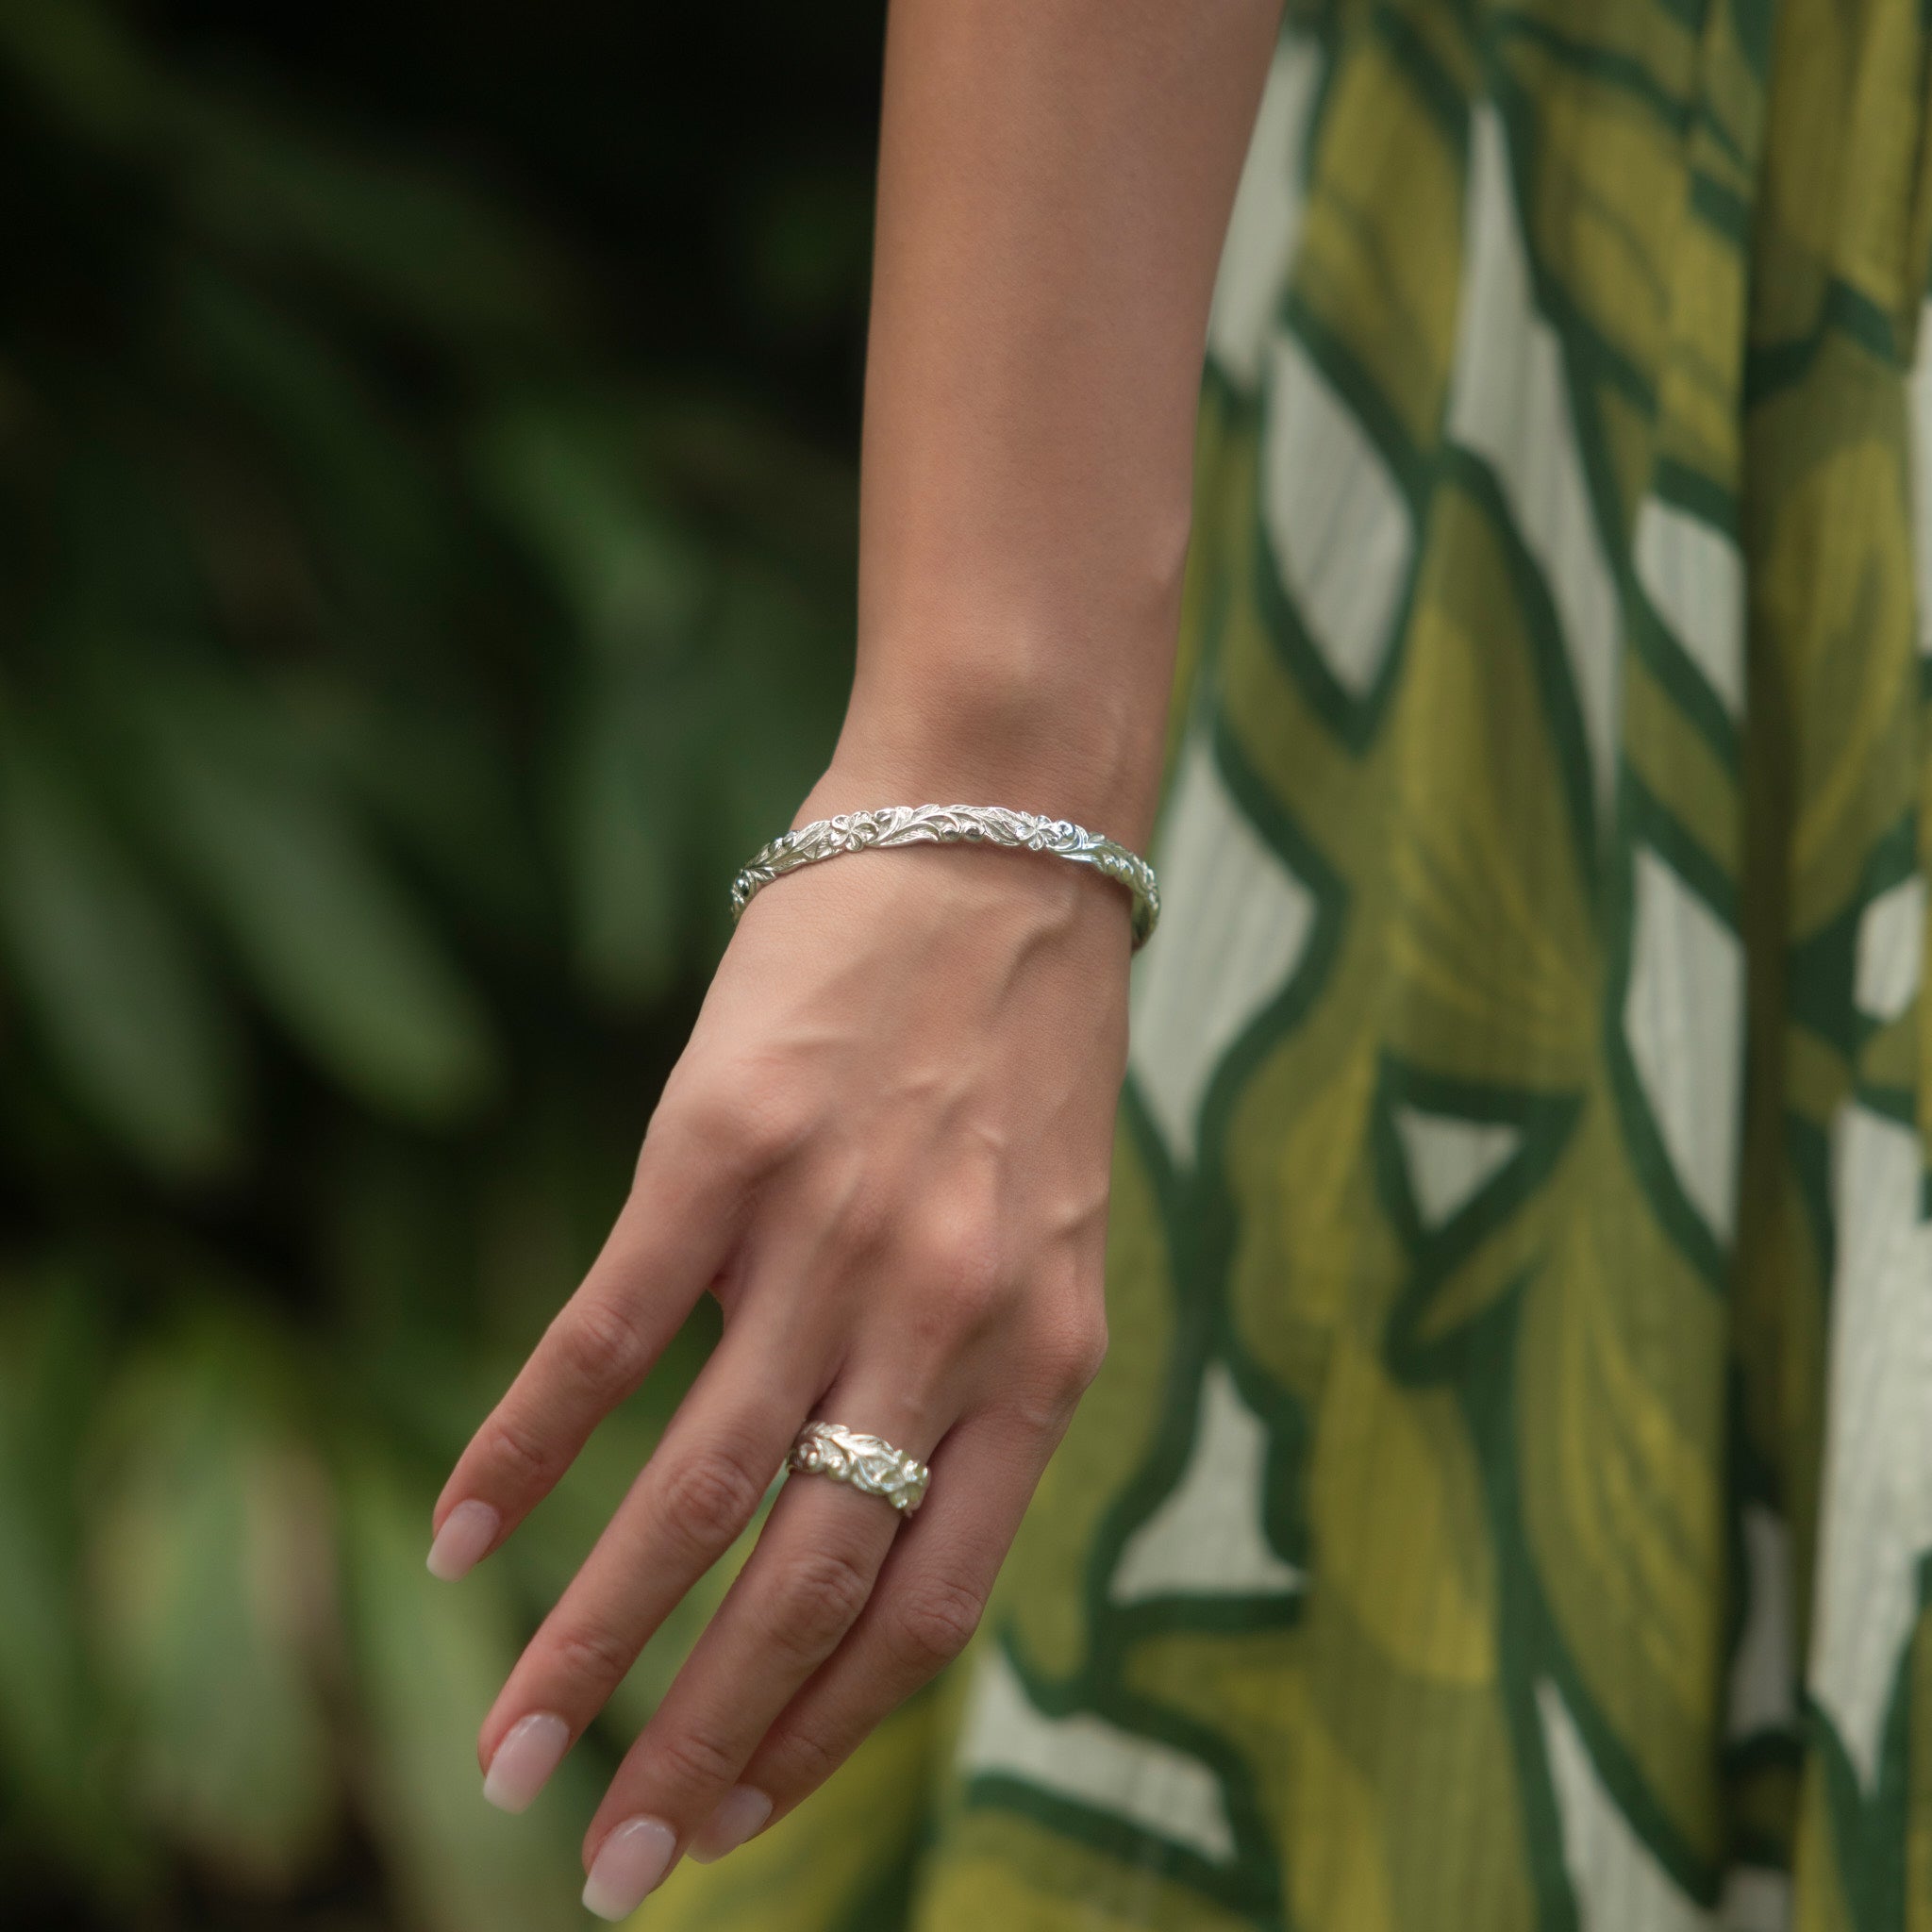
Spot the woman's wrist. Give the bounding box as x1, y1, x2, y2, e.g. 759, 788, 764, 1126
814, 658, 1172, 856
780, 751, 1151, 967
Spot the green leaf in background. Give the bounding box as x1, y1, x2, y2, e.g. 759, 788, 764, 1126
175, 99, 572, 348
171, 262, 451, 601
0, 718, 242, 1175
0, 0, 569, 354
127, 675, 502, 1123
86, 1308, 337, 1889
281, 676, 548, 951
473, 397, 708, 658
703, 564, 847, 863
556, 672, 688, 1008
0, 0, 874, 1920
0, 1274, 146, 1899
0, 0, 158, 151
338, 1454, 597, 1932
740, 162, 874, 333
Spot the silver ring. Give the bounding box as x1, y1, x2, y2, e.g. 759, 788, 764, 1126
787, 1421, 930, 1515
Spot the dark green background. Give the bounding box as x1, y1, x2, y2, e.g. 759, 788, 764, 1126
0, 4, 883, 1924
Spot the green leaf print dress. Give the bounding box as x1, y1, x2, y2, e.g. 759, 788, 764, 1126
652, 1, 1932, 1925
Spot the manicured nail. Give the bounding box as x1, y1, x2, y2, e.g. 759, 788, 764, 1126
481, 1712, 570, 1813
426, 1500, 499, 1581
688, 1785, 772, 1863
582, 1816, 678, 1920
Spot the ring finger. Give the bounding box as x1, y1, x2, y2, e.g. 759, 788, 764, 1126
576, 1378, 948, 1919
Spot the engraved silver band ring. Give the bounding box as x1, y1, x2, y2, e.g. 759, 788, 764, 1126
786, 1421, 930, 1516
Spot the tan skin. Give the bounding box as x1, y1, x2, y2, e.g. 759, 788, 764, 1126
427, 0, 1284, 1911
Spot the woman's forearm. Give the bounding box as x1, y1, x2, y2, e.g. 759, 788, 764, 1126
824, 0, 1285, 853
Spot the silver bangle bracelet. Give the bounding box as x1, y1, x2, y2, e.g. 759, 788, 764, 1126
729, 804, 1159, 950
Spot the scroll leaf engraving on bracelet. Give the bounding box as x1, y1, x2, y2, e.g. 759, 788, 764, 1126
729, 804, 1159, 949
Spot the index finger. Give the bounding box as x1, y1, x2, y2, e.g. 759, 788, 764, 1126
426, 1120, 747, 1579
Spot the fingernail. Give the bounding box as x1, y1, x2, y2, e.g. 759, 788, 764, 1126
582, 1816, 678, 1920
426, 1500, 499, 1581
481, 1712, 571, 1813
689, 1785, 772, 1863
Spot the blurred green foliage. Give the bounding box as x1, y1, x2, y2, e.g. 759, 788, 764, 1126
0, 3, 877, 1924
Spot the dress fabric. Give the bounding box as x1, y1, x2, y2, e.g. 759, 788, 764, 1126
657, 1, 1932, 1925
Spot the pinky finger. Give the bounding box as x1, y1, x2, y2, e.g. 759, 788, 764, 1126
686, 1407, 1049, 1863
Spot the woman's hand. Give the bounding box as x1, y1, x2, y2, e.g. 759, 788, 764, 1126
425, 758, 1134, 1918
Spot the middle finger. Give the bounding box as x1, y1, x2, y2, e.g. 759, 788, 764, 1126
475, 1291, 828, 1806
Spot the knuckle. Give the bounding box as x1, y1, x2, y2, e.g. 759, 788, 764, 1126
661, 1072, 810, 1183
761, 1546, 874, 1658
551, 1294, 651, 1393
547, 1620, 638, 1691
883, 1574, 984, 1676
483, 1410, 558, 1488
768, 1719, 846, 1790
658, 1445, 768, 1555
737, 1091, 814, 1175
653, 1722, 741, 1794
996, 1293, 1109, 1426
909, 1213, 1010, 1335
824, 1167, 892, 1260
1041, 1307, 1109, 1398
